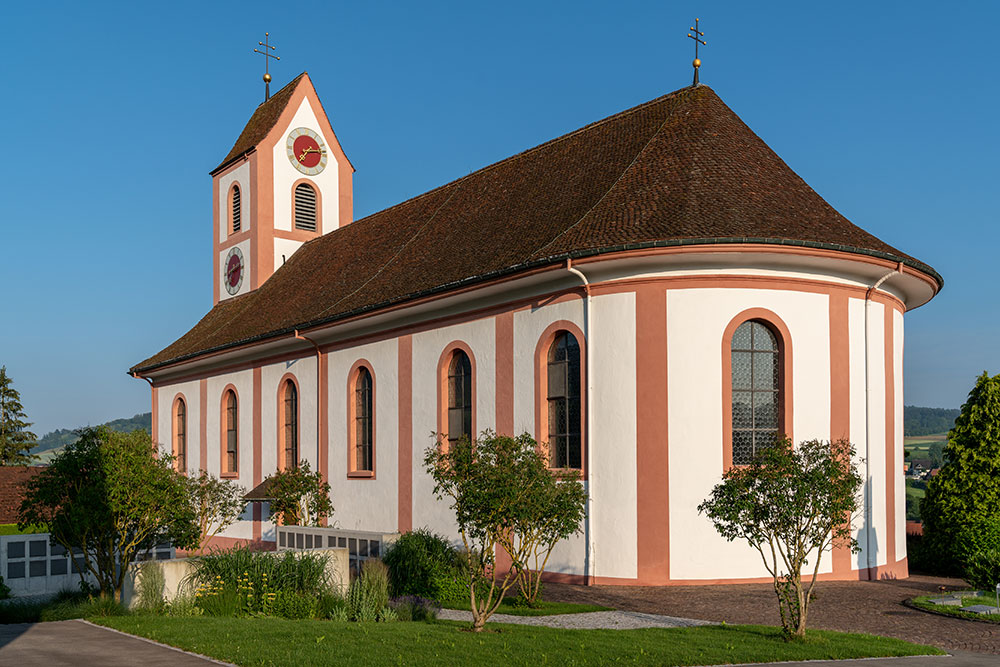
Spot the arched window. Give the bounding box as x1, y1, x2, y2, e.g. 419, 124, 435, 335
173, 397, 186, 473
731, 320, 781, 465
225, 390, 238, 474
447, 351, 472, 445
294, 183, 317, 231
231, 184, 241, 234
354, 367, 373, 472
547, 332, 582, 469
282, 380, 298, 469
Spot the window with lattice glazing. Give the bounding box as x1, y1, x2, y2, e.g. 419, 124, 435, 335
731, 320, 781, 465
174, 398, 186, 473
283, 381, 298, 469
294, 183, 317, 231
354, 368, 373, 472
226, 391, 238, 473
547, 332, 582, 469
447, 351, 472, 445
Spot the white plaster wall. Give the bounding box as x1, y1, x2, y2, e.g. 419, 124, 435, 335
849, 298, 887, 569
328, 339, 399, 533
156, 380, 201, 473
261, 356, 318, 475
274, 238, 305, 274
272, 98, 340, 234
666, 288, 833, 580
588, 292, 639, 580
206, 369, 255, 541
218, 238, 252, 302
217, 162, 250, 244
894, 309, 906, 560
411, 319, 496, 539
512, 299, 587, 575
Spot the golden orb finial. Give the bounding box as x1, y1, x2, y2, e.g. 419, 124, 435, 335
693, 58, 701, 68
686, 18, 706, 86
263, 72, 272, 83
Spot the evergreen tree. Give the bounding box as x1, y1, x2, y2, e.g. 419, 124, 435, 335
0, 366, 37, 466
922, 372, 1000, 574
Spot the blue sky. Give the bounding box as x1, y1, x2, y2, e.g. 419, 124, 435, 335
1, 1, 996, 435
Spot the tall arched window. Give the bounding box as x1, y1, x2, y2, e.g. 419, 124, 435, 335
294, 183, 317, 231
173, 397, 186, 473
547, 332, 582, 469
731, 320, 781, 465
225, 390, 238, 474
447, 351, 472, 445
282, 381, 298, 469
354, 367, 373, 472
231, 184, 241, 234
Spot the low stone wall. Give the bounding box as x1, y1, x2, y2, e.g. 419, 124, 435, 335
121, 546, 349, 608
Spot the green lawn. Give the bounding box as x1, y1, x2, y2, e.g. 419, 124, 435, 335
440, 599, 610, 616
96, 616, 942, 667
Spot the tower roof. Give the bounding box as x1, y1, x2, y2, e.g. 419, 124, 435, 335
134, 84, 940, 374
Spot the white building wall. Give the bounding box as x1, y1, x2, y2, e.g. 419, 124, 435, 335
328, 339, 399, 533
513, 299, 587, 576
588, 292, 638, 580
217, 162, 250, 244
894, 308, 906, 561
411, 319, 496, 539
261, 357, 318, 476
206, 369, 255, 541
155, 379, 200, 470
666, 287, 833, 580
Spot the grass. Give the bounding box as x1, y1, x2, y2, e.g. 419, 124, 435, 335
0, 590, 127, 624
0, 523, 47, 536
910, 592, 1000, 623
94, 615, 942, 667
440, 599, 610, 616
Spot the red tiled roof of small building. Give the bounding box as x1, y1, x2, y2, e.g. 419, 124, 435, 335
134, 84, 940, 373
0, 466, 45, 524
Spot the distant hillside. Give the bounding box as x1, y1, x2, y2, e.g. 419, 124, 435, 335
904, 406, 960, 437
32, 412, 152, 456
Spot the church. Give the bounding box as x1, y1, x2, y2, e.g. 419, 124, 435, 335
131, 71, 940, 585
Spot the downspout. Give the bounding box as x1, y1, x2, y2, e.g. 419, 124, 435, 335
863, 262, 902, 578
294, 330, 323, 468
566, 258, 595, 584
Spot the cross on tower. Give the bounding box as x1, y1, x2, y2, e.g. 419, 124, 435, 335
687, 18, 706, 86
253, 32, 280, 101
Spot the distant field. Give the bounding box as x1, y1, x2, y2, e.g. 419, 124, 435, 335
904, 432, 947, 447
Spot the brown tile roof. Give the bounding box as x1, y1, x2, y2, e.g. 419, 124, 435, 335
0, 466, 45, 524
211, 73, 307, 174
134, 84, 941, 374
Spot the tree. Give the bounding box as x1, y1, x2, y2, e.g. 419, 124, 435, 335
266, 460, 333, 526
18, 426, 199, 601
922, 372, 1000, 575
424, 431, 585, 629
187, 471, 247, 552
0, 366, 37, 465
698, 438, 862, 639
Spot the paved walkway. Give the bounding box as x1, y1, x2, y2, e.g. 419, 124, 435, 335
0, 619, 226, 666
545, 574, 1000, 655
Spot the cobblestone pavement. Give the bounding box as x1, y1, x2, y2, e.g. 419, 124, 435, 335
545, 575, 1000, 655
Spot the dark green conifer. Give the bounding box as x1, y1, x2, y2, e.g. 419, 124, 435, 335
0, 366, 37, 466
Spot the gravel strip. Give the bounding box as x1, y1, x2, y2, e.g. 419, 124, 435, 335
437, 608, 715, 629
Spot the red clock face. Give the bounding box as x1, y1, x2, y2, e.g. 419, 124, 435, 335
293, 135, 322, 168
227, 253, 242, 288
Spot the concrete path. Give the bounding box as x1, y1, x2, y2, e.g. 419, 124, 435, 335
717, 653, 995, 667
0, 619, 228, 666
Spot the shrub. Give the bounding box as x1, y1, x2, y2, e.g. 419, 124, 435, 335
39, 596, 128, 621
383, 529, 464, 602
164, 595, 204, 617
190, 546, 331, 597
318, 591, 348, 619
271, 590, 318, 619
347, 559, 390, 622
135, 561, 166, 612
390, 595, 440, 622
265, 461, 333, 526
0, 575, 10, 600
955, 517, 1000, 589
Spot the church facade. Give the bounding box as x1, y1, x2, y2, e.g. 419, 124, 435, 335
132, 73, 941, 585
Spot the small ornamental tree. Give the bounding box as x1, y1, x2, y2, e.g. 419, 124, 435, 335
19, 426, 198, 601
922, 372, 1000, 576
187, 471, 247, 552
698, 438, 862, 639
0, 366, 37, 466
266, 460, 333, 526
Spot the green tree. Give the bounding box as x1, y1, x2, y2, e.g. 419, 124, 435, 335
0, 366, 37, 465
698, 438, 862, 639
187, 471, 247, 553
922, 372, 1000, 575
266, 460, 333, 526
18, 426, 199, 601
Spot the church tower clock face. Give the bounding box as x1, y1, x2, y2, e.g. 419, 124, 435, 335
224, 246, 244, 295
286, 127, 328, 175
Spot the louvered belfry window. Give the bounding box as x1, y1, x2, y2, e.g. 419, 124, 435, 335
731, 320, 781, 465
231, 185, 241, 233
294, 183, 318, 231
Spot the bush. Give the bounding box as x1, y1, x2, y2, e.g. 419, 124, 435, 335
164, 595, 204, 617
190, 546, 331, 597
955, 518, 1000, 589
346, 559, 390, 622
390, 595, 440, 622
40, 596, 127, 621
318, 591, 348, 619
383, 529, 464, 602
0, 575, 10, 600
271, 590, 318, 619
135, 561, 166, 612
